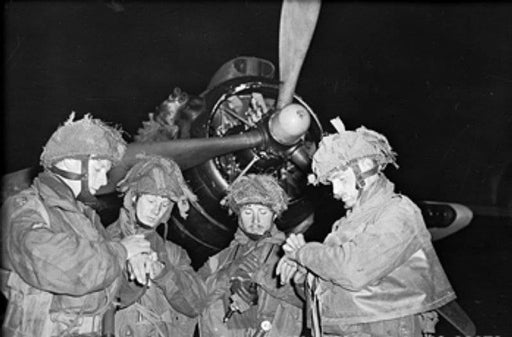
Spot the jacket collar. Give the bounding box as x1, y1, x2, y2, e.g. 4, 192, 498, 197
350, 175, 395, 215
34, 171, 81, 211
232, 225, 285, 247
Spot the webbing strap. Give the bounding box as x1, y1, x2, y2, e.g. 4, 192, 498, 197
49, 165, 85, 181
350, 163, 379, 189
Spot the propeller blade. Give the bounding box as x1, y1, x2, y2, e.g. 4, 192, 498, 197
277, 0, 321, 110
98, 130, 265, 195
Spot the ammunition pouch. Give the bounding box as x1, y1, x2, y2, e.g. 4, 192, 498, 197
50, 311, 103, 336
115, 303, 196, 337
2, 271, 107, 337
2, 272, 54, 337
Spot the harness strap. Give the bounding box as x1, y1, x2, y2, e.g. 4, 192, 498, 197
306, 274, 323, 337
130, 302, 167, 337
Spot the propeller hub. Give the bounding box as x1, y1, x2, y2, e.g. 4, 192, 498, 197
268, 103, 311, 146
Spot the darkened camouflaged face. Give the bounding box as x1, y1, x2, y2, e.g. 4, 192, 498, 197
239, 204, 275, 235
135, 194, 174, 228
327, 167, 359, 209
87, 159, 112, 195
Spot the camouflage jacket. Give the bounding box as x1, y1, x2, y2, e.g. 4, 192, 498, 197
292, 177, 456, 332
107, 208, 206, 337
198, 227, 304, 337
1, 172, 127, 337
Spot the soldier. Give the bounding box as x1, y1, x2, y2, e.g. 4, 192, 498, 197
199, 174, 304, 337
1, 113, 151, 337
106, 155, 206, 337
277, 119, 457, 337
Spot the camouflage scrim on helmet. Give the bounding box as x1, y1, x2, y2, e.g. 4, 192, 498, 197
222, 174, 288, 216
117, 154, 197, 219
40, 112, 127, 167
310, 125, 398, 185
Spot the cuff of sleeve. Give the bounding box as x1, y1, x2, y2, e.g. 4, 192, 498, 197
296, 242, 328, 271
153, 263, 171, 282
295, 243, 315, 267
153, 251, 174, 283
153, 264, 177, 289
109, 241, 128, 267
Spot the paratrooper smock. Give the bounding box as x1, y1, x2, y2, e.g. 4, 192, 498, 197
107, 208, 206, 337
1, 172, 127, 337
199, 227, 304, 337
293, 177, 456, 336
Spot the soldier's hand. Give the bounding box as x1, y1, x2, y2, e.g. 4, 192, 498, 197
120, 234, 151, 260
293, 265, 306, 284
230, 277, 258, 306
282, 233, 306, 256
276, 256, 298, 285
147, 252, 165, 279
126, 253, 150, 285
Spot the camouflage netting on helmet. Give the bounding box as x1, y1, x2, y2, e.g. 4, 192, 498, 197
117, 154, 197, 219
40, 112, 127, 167
310, 124, 398, 185
222, 174, 288, 216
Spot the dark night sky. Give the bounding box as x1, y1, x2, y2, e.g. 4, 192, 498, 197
3, 2, 512, 335
4, 1, 512, 208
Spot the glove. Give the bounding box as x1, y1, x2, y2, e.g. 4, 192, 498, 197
223, 277, 259, 322
230, 276, 258, 306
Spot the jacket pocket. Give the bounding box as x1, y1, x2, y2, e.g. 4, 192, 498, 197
4, 272, 53, 337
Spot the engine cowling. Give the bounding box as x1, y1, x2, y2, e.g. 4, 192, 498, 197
165, 59, 323, 267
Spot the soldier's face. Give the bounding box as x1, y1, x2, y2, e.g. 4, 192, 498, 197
328, 168, 359, 209
136, 194, 173, 227
239, 204, 275, 235
88, 159, 112, 195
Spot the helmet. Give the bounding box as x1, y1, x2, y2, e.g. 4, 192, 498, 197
117, 154, 197, 219
222, 174, 288, 216
40, 112, 126, 168
310, 119, 398, 186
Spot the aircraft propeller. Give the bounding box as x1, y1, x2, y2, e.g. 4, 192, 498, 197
98, 0, 322, 195
277, 0, 321, 110
0, 1, 476, 266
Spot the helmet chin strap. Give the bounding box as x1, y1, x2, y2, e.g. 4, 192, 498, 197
240, 226, 272, 242
346, 164, 380, 207
350, 163, 380, 190
136, 218, 155, 231
49, 158, 97, 206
